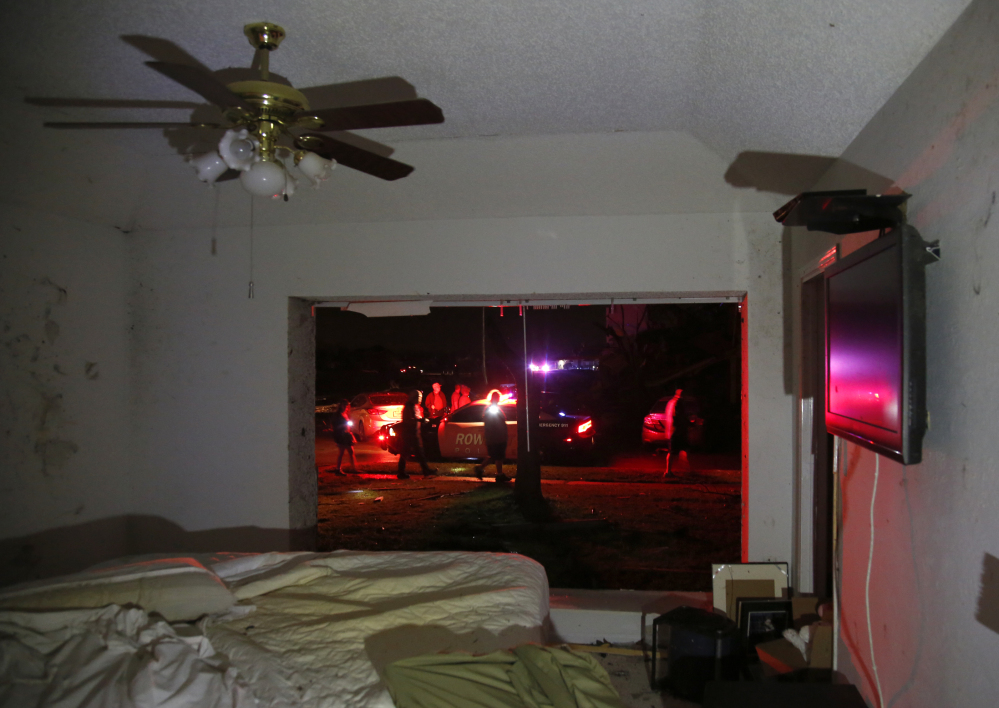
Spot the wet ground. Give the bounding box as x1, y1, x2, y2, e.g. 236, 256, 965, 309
316, 438, 741, 591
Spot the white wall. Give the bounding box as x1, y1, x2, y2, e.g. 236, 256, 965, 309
792, 1, 999, 704
0, 121, 795, 580
0, 205, 132, 583
128, 207, 794, 563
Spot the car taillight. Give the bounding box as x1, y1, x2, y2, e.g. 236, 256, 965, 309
378, 434, 385, 441
388, 428, 396, 437
577, 419, 593, 434
369, 408, 387, 416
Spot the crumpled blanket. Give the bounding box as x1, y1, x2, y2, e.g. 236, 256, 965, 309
384, 645, 626, 708
0, 605, 254, 708
0, 550, 550, 708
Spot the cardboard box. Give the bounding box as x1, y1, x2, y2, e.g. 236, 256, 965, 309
809, 624, 833, 669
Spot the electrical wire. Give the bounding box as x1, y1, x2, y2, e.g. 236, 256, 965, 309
866, 453, 884, 708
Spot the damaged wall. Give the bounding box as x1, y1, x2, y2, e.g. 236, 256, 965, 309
124, 207, 793, 564
791, 1, 999, 704
0, 206, 132, 583
0, 127, 794, 582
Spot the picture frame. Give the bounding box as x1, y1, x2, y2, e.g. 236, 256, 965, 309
736, 597, 793, 651
711, 562, 789, 620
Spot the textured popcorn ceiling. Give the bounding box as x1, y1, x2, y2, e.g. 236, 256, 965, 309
0, 0, 972, 226
4, 0, 970, 153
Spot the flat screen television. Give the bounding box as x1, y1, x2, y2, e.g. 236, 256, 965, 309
824, 224, 934, 464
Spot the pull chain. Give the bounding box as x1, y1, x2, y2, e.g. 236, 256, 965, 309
210, 186, 219, 255
248, 196, 255, 299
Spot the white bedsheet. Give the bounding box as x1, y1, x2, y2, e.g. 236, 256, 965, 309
0, 551, 549, 708
206, 551, 550, 708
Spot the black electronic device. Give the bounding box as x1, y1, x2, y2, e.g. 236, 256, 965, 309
773, 190, 910, 234
823, 224, 938, 464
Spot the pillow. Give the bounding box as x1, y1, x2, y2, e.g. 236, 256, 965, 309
0, 558, 236, 622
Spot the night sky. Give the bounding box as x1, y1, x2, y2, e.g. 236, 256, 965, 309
316, 305, 608, 360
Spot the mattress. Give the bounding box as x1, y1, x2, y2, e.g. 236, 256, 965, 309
0, 550, 550, 708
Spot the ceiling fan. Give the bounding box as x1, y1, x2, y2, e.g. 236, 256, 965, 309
37, 22, 445, 199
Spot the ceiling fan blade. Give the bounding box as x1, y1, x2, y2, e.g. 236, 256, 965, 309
323, 131, 395, 158
303, 99, 444, 132
43, 122, 220, 129
299, 77, 418, 111
295, 133, 415, 181
146, 61, 252, 111
27, 97, 205, 109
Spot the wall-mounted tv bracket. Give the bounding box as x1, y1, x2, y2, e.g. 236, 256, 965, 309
774, 188, 940, 261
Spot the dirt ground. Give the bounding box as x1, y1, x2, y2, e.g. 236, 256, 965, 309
317, 444, 741, 591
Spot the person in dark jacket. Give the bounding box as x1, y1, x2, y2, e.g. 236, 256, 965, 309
474, 391, 510, 483
332, 399, 357, 475
663, 388, 690, 478
397, 389, 437, 479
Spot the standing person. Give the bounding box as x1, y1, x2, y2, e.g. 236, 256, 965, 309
333, 399, 357, 475
425, 382, 448, 419
458, 385, 471, 409
450, 384, 463, 412
397, 389, 437, 479
662, 388, 690, 478
474, 391, 510, 483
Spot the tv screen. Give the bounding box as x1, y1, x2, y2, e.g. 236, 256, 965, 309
824, 225, 933, 464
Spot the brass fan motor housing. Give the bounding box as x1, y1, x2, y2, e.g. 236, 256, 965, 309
224, 81, 324, 153
244, 22, 286, 51
226, 80, 309, 116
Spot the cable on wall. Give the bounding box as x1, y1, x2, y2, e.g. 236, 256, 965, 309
866, 453, 884, 708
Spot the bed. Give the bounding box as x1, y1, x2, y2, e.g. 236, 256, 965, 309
0, 550, 557, 708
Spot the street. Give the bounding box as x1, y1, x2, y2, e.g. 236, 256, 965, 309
316, 436, 741, 485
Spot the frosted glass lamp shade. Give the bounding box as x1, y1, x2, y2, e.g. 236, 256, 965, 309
296, 151, 335, 186
218, 128, 258, 171
240, 160, 286, 198
188, 152, 228, 184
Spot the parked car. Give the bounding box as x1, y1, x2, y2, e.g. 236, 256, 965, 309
380, 396, 596, 461
642, 394, 704, 449
348, 392, 408, 441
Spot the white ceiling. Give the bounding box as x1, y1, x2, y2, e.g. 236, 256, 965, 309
0, 0, 972, 228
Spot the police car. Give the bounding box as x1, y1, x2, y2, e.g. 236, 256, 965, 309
380, 395, 596, 461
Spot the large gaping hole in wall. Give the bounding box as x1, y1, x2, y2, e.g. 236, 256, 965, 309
313, 301, 743, 590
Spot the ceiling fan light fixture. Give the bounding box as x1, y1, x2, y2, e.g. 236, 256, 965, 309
240, 159, 286, 198
188, 151, 229, 184
218, 128, 259, 171
295, 151, 335, 187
